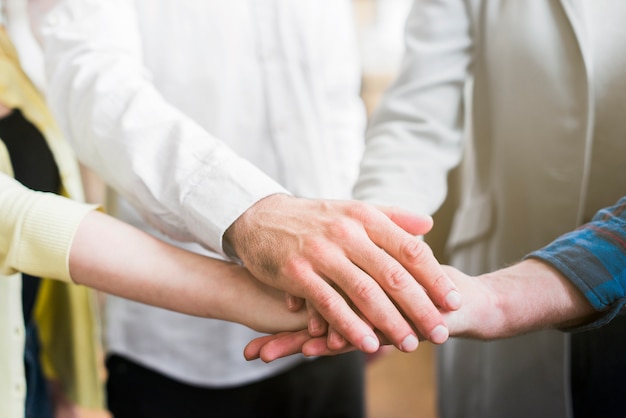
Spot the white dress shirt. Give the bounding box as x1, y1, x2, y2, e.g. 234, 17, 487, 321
20, 0, 365, 386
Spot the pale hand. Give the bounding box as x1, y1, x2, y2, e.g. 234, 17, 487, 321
225, 194, 460, 354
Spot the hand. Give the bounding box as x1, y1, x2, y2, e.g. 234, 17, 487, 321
226, 265, 309, 334
440, 261, 597, 338
244, 260, 599, 361
437, 265, 498, 339
242, 266, 490, 362
242, 266, 503, 362
226, 194, 461, 353
70, 211, 307, 334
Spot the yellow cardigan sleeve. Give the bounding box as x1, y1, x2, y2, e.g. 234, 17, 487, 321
1, 25, 105, 410
0, 169, 97, 282
0, 147, 105, 412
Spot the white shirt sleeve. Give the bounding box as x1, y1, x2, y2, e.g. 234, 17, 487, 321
353, 0, 473, 215
39, 0, 287, 256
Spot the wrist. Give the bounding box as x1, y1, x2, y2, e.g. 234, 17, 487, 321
482, 259, 596, 337
223, 193, 292, 260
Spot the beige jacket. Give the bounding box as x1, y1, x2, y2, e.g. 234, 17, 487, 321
355, 1, 621, 417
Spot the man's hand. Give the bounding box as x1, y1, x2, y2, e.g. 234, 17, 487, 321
441, 261, 597, 339
225, 193, 461, 354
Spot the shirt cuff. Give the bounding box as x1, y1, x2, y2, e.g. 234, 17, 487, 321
16, 192, 98, 282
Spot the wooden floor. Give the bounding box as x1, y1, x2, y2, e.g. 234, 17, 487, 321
366, 343, 437, 418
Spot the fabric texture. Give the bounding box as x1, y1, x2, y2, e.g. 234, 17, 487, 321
528, 196, 626, 330
36, 0, 366, 389
0, 25, 103, 418
353, 1, 626, 417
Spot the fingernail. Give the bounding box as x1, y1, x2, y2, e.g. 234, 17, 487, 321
446, 290, 462, 310
362, 335, 379, 353
430, 325, 449, 344
400, 334, 419, 352
309, 317, 322, 334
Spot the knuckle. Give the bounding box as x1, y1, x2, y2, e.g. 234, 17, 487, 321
411, 303, 440, 329
280, 257, 310, 283
351, 279, 382, 304
302, 229, 341, 258
430, 270, 450, 291
314, 289, 342, 315
326, 218, 354, 242
381, 263, 412, 293
346, 200, 375, 221
401, 239, 434, 266
351, 202, 381, 226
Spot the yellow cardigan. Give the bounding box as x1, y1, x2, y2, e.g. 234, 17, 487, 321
0, 27, 104, 418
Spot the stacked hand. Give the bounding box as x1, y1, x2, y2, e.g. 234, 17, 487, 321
242, 265, 478, 363
225, 194, 462, 356
243, 258, 598, 362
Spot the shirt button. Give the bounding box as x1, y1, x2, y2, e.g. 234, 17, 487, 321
13, 327, 22, 338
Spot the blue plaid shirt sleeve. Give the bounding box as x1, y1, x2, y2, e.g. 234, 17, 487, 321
526, 197, 626, 331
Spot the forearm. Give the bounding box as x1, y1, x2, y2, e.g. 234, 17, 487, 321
526, 197, 626, 328
0, 173, 96, 280
477, 259, 597, 338
69, 210, 306, 333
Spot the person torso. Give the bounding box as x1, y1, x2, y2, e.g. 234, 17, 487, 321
106, 0, 365, 387
440, 2, 626, 418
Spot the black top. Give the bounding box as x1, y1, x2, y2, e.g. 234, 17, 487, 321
0, 108, 61, 323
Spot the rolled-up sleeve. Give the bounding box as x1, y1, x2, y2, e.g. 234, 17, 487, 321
527, 197, 626, 330
0, 172, 97, 282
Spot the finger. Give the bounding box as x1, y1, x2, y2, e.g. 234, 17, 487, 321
243, 334, 282, 361
327, 325, 348, 350
304, 328, 394, 357
357, 215, 458, 343
323, 285, 360, 350
316, 253, 419, 352
371, 209, 461, 312
286, 293, 305, 312
349, 238, 451, 344
378, 206, 434, 236
306, 300, 327, 337
302, 337, 357, 357
259, 330, 312, 362
297, 270, 381, 353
